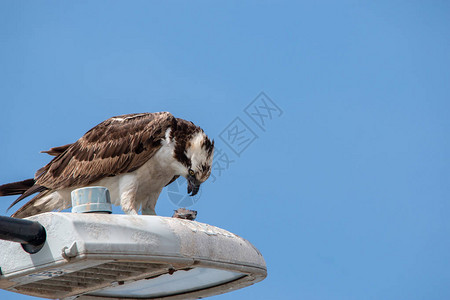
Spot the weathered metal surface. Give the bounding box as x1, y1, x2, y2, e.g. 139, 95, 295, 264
0, 213, 267, 299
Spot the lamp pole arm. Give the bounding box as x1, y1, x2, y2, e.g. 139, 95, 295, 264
0, 216, 46, 254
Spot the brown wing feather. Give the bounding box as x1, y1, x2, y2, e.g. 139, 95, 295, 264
35, 112, 175, 189
41, 143, 73, 156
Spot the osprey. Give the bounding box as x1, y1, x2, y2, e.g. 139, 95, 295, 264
0, 112, 214, 218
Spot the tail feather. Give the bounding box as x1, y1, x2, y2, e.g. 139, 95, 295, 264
7, 185, 48, 211
0, 178, 49, 215
0, 179, 35, 196
11, 190, 53, 218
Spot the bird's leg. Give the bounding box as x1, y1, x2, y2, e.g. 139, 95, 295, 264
121, 195, 139, 215
121, 197, 139, 215
142, 207, 156, 215
124, 208, 139, 215
119, 174, 139, 215
141, 194, 158, 215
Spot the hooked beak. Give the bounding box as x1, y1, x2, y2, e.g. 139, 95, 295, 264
187, 175, 201, 196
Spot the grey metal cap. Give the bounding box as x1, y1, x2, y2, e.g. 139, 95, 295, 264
71, 187, 112, 214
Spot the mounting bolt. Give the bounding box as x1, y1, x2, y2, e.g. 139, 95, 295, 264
62, 241, 78, 260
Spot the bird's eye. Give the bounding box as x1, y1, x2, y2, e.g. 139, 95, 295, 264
189, 169, 195, 176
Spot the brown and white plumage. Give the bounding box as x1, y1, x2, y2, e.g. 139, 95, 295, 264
0, 112, 214, 218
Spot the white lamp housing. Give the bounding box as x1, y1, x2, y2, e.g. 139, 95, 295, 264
0, 212, 267, 299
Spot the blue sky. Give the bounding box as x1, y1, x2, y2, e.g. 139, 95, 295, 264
1, 1, 449, 299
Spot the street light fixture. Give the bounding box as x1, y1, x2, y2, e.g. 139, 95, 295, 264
0, 187, 267, 299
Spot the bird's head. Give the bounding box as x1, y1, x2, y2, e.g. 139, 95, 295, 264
173, 120, 214, 196
184, 131, 214, 196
